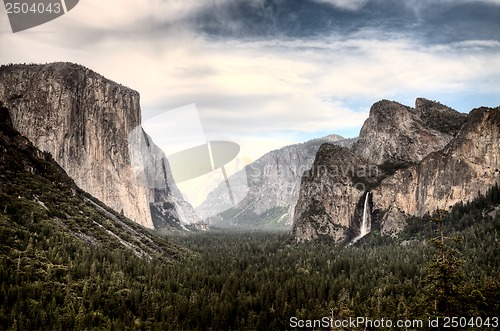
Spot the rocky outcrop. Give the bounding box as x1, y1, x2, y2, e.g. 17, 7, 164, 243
353, 98, 467, 165
373, 106, 500, 234
196, 134, 356, 229
0, 62, 197, 229
292, 144, 370, 242
129, 127, 200, 230
293, 98, 498, 242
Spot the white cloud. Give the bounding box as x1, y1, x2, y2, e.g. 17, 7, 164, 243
1, 0, 499, 204
311, 0, 369, 11
421, 0, 500, 4
67, 0, 210, 29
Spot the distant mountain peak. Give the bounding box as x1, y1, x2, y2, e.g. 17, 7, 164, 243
353, 98, 467, 165
196, 133, 356, 229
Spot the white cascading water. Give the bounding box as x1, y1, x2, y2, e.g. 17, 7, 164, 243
351, 192, 371, 244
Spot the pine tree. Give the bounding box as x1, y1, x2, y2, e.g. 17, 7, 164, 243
422, 210, 465, 317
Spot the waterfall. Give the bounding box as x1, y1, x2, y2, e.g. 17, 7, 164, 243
351, 192, 371, 244
360, 191, 371, 236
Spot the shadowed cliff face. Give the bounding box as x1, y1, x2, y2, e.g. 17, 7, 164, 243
128, 127, 201, 230
293, 98, 499, 242
292, 144, 370, 243
0, 105, 189, 259
0, 62, 197, 230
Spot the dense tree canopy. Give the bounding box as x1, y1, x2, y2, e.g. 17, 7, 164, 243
0, 184, 499, 330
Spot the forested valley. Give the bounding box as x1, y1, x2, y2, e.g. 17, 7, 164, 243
1, 184, 499, 330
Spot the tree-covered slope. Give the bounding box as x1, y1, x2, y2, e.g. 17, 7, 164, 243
0, 104, 193, 329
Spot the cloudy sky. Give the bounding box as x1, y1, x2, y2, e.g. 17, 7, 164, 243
1, 0, 499, 205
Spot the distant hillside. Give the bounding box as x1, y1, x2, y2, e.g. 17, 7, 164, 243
197, 134, 357, 229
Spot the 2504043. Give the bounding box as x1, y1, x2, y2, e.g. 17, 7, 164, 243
5, 2, 62, 14
442, 316, 498, 328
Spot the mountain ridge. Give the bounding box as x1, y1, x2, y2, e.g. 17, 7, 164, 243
374, 106, 500, 235
197, 133, 357, 229
293, 98, 499, 242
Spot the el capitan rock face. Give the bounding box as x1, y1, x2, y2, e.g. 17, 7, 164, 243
129, 128, 201, 230
293, 98, 499, 242
0, 62, 197, 229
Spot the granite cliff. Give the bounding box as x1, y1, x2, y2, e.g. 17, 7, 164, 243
353, 98, 467, 165
128, 127, 200, 230
293, 98, 499, 242
0, 62, 197, 230
0, 104, 188, 259
292, 144, 369, 242
374, 106, 500, 235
